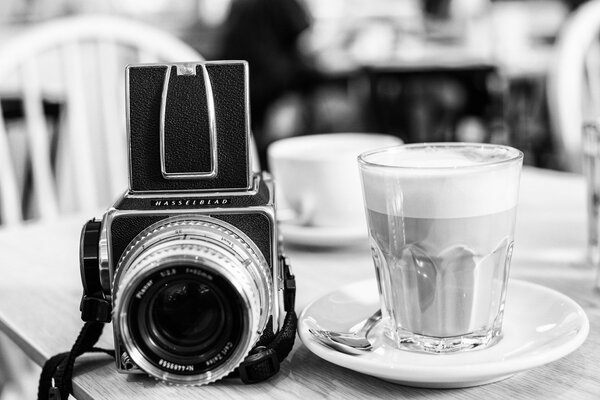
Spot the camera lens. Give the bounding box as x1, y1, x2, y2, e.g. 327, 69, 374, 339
113, 216, 272, 386
131, 267, 244, 367
150, 280, 224, 350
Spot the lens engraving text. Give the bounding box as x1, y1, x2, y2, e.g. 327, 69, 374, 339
159, 359, 194, 372
135, 280, 153, 299
205, 342, 234, 367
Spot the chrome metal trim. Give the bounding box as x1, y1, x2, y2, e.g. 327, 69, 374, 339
261, 171, 276, 204
123, 173, 262, 199
106, 206, 276, 220
159, 64, 217, 180
98, 212, 112, 294
242, 61, 252, 177
176, 63, 197, 76
125, 65, 133, 191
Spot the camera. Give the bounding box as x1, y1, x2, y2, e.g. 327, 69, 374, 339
78, 61, 296, 386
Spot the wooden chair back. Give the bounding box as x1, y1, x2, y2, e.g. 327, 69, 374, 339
547, 0, 600, 172
0, 15, 202, 226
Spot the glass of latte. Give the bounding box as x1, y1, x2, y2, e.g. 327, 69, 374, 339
358, 143, 523, 353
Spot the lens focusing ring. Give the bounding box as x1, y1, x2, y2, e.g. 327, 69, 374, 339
112, 216, 272, 385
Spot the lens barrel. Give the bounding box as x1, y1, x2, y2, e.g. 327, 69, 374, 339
112, 216, 272, 385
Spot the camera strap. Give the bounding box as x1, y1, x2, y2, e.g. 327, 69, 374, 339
37, 321, 113, 400
38, 258, 297, 399
235, 255, 297, 384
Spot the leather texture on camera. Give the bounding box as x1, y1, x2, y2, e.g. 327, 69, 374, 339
110, 213, 273, 270
164, 67, 211, 174
128, 62, 251, 192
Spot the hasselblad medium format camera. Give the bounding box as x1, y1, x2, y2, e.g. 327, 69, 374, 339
79, 61, 296, 386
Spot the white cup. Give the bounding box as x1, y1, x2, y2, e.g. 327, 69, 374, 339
267, 133, 402, 229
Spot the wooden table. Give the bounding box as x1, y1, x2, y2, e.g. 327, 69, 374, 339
0, 167, 598, 399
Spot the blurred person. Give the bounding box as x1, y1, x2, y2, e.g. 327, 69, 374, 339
216, 0, 325, 168
561, 0, 590, 10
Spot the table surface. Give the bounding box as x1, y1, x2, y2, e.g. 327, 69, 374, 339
0, 167, 598, 399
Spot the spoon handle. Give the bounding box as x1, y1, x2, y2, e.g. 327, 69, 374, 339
352, 309, 382, 336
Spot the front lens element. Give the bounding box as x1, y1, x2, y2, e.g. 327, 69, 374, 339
151, 280, 225, 349
129, 265, 244, 372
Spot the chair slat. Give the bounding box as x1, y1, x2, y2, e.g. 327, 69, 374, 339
547, 0, 600, 172
585, 41, 600, 119
0, 100, 23, 226
98, 40, 128, 198
61, 42, 98, 210
21, 58, 59, 220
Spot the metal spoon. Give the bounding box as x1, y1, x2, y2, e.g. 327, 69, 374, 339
309, 309, 382, 355
309, 328, 369, 355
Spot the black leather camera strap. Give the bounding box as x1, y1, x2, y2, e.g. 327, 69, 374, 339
38, 262, 297, 399
37, 322, 112, 400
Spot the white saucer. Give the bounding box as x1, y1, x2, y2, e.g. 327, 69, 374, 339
279, 221, 368, 247
298, 279, 589, 389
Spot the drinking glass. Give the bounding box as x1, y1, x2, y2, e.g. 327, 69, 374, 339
358, 143, 523, 353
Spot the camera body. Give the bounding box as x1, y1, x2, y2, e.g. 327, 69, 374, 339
79, 61, 292, 385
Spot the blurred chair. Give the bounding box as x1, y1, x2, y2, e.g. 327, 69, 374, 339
0, 14, 202, 399
0, 14, 202, 226
547, 0, 600, 172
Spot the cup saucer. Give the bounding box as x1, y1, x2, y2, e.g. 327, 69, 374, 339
298, 279, 589, 389
278, 221, 368, 247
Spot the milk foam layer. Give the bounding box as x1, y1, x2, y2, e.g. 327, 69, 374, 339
360, 145, 522, 219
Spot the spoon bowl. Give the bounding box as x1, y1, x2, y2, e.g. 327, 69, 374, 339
308, 328, 371, 355
308, 309, 381, 355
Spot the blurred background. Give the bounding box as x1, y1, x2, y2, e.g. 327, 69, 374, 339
0, 0, 587, 171
0, 0, 596, 398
